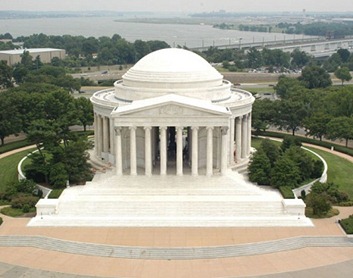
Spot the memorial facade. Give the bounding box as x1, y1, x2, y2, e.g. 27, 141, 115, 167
91, 48, 254, 176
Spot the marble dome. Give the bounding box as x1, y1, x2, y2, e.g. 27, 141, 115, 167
114, 48, 232, 102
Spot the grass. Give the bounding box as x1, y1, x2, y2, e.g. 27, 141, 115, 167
0, 149, 35, 193
0, 139, 31, 154
0, 207, 24, 217
48, 188, 64, 199
306, 147, 353, 200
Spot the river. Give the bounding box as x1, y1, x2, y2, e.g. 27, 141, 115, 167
0, 16, 315, 48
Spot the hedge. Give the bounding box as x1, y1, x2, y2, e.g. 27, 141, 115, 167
340, 215, 353, 234
279, 186, 295, 199
254, 131, 353, 157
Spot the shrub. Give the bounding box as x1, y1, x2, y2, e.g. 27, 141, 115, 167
0, 217, 3, 225
279, 186, 295, 199
305, 192, 332, 216
340, 215, 353, 234
10, 194, 39, 210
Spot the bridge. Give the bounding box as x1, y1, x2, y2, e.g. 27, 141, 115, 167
191, 37, 353, 58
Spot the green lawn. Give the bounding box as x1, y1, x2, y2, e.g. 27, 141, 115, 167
306, 147, 353, 199
0, 149, 35, 193
0, 140, 31, 154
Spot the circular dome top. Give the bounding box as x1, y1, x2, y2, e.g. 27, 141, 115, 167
122, 48, 223, 88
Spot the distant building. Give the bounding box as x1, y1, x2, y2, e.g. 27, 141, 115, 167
0, 48, 65, 66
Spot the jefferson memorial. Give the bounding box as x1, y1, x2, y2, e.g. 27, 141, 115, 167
30, 48, 310, 227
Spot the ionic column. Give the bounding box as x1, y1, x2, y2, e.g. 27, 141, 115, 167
191, 126, 199, 176
229, 117, 235, 165
206, 127, 213, 176
144, 126, 152, 176
160, 126, 167, 175
221, 126, 229, 175
97, 115, 102, 157
241, 115, 248, 159
103, 116, 109, 153
247, 113, 252, 156
130, 126, 137, 175
115, 127, 123, 176
109, 118, 114, 155
94, 113, 98, 155
176, 126, 183, 176
235, 116, 242, 163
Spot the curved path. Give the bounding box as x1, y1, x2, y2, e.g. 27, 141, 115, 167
1, 142, 353, 277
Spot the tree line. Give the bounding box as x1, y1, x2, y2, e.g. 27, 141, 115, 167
253, 70, 353, 146
0, 52, 94, 187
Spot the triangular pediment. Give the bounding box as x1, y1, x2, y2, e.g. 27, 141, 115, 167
111, 94, 231, 118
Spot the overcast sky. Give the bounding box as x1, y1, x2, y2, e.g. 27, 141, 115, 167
2, 0, 353, 13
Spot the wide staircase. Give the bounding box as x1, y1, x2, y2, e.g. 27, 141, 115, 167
29, 170, 312, 227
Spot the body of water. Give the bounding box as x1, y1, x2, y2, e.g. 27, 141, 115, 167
0, 16, 315, 48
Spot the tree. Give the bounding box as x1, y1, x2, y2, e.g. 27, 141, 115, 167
248, 149, 272, 185
334, 67, 352, 85
252, 99, 277, 133
303, 112, 332, 141
75, 97, 94, 131
275, 75, 305, 99
306, 192, 331, 216
274, 100, 308, 136
270, 156, 301, 188
0, 92, 22, 145
260, 139, 280, 167
0, 60, 13, 88
247, 47, 263, 69
326, 116, 353, 147
337, 48, 350, 63
290, 48, 311, 68
299, 66, 332, 89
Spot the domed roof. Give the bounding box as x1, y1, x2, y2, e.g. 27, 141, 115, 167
122, 48, 223, 88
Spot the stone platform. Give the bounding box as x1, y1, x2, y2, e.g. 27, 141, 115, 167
28, 170, 312, 227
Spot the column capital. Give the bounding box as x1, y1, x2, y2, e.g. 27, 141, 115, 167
221, 126, 229, 135
176, 126, 184, 131
144, 126, 152, 131
236, 115, 243, 121
159, 126, 167, 131
206, 126, 214, 130
114, 127, 122, 136
191, 126, 199, 131
129, 126, 137, 131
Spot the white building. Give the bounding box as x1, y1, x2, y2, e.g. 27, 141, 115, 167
0, 48, 65, 65
30, 48, 310, 227
92, 48, 254, 176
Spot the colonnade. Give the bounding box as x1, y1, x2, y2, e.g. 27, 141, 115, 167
94, 112, 252, 177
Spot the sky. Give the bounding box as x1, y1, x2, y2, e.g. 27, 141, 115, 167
1, 0, 353, 13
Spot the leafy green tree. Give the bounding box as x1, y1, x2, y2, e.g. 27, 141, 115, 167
275, 75, 305, 99
248, 149, 272, 185
326, 116, 353, 147
290, 48, 311, 68
0, 92, 22, 145
306, 192, 331, 216
303, 112, 332, 141
260, 139, 280, 167
274, 100, 308, 135
0, 60, 13, 88
334, 67, 352, 85
281, 135, 302, 152
75, 97, 94, 131
270, 156, 301, 188
247, 47, 263, 68
299, 66, 332, 89
252, 99, 277, 133
337, 48, 350, 63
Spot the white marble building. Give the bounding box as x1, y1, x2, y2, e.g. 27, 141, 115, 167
91, 48, 254, 176
30, 48, 310, 227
